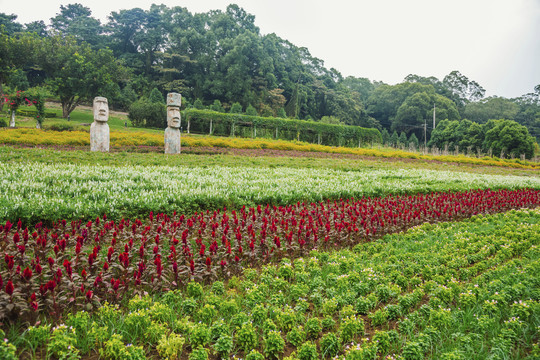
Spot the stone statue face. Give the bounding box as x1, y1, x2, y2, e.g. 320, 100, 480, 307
93, 97, 109, 122
167, 106, 181, 128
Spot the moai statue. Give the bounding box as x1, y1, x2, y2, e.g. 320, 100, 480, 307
90, 96, 110, 152
164, 92, 181, 154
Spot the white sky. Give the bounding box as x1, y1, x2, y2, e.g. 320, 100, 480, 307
2, 0, 539, 98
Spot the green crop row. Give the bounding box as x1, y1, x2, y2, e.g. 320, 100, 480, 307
4, 208, 539, 359
183, 109, 382, 147
1, 162, 539, 225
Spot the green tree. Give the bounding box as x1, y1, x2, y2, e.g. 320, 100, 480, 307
408, 133, 419, 148
398, 132, 408, 146
149, 87, 164, 103
38, 35, 129, 118
341, 76, 375, 103
193, 99, 204, 109
0, 30, 40, 110
483, 119, 535, 159
514, 91, 540, 142
381, 128, 390, 145
443, 70, 485, 104
24, 21, 48, 37
210, 99, 224, 112
230, 102, 243, 114
246, 104, 258, 116
393, 91, 459, 140
464, 96, 519, 124
50, 4, 104, 47
276, 107, 286, 118
390, 131, 399, 147
0, 13, 23, 35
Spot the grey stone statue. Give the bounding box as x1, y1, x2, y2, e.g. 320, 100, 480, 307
90, 96, 110, 152
164, 93, 181, 154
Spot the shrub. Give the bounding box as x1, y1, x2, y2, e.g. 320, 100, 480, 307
189, 346, 209, 360
264, 330, 285, 359
297, 341, 319, 360
230, 102, 243, 114
128, 99, 166, 128
156, 333, 185, 360
305, 317, 321, 339
149, 88, 164, 104
286, 326, 306, 347
236, 321, 258, 353
320, 332, 341, 358
213, 334, 233, 358
246, 104, 258, 116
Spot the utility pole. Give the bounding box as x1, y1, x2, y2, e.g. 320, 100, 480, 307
433, 103, 436, 129
424, 118, 427, 148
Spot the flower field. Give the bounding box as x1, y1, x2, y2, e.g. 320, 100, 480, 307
2, 208, 538, 359
0, 188, 537, 319
0, 135, 539, 359
1, 162, 540, 225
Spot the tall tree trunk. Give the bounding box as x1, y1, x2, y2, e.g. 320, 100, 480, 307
61, 96, 79, 118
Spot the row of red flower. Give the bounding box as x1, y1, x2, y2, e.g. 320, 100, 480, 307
0, 188, 538, 319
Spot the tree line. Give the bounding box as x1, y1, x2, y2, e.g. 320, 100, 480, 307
0, 4, 538, 157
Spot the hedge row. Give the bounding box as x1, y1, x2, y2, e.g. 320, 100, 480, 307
183, 109, 382, 147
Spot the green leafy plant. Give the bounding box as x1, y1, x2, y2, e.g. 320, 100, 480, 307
286, 326, 306, 347
236, 321, 258, 353
156, 333, 185, 360
0, 329, 17, 360
305, 317, 321, 339
47, 324, 80, 360
264, 330, 285, 359
189, 323, 210, 348
188, 346, 209, 360
340, 315, 364, 343
297, 341, 319, 360
245, 349, 265, 360
213, 334, 233, 359
320, 332, 341, 358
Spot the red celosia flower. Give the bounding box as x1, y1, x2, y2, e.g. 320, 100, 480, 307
22, 267, 32, 281
5, 280, 14, 296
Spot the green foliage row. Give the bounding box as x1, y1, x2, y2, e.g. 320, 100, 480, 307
5, 208, 539, 359
184, 109, 382, 147
430, 119, 537, 159
15, 109, 56, 118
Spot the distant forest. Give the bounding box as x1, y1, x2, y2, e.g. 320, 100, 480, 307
1, 3, 539, 144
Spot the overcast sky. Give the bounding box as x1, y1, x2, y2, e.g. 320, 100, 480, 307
2, 0, 540, 98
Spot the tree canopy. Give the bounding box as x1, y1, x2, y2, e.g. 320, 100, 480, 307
0, 4, 538, 151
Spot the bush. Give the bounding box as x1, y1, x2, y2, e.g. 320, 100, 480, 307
230, 102, 243, 114
149, 88, 164, 104
297, 341, 319, 360
128, 99, 166, 128
246, 104, 258, 116
210, 100, 225, 113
